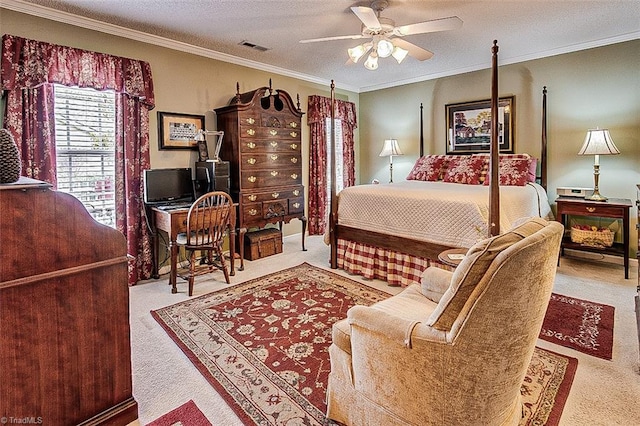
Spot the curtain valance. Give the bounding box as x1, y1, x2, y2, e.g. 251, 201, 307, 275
307, 95, 357, 127
1, 34, 155, 107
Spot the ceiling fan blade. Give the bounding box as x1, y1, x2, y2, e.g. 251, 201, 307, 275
394, 16, 463, 36
300, 34, 367, 43
350, 6, 382, 30
392, 39, 434, 61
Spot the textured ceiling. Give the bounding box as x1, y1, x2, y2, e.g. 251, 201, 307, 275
6, 0, 640, 92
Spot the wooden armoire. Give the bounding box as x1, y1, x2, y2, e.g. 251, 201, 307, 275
0, 178, 137, 425
215, 82, 307, 254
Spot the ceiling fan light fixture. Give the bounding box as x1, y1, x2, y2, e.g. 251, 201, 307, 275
391, 46, 409, 63
376, 38, 394, 58
347, 43, 371, 63
364, 52, 379, 70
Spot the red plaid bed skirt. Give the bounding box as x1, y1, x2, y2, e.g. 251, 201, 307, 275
336, 238, 449, 287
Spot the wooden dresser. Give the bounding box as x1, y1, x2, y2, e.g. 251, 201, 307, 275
215, 82, 307, 252
0, 178, 137, 425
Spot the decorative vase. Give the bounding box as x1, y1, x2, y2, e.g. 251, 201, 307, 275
0, 129, 21, 183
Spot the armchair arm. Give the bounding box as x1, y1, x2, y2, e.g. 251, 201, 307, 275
345, 305, 452, 423
420, 267, 453, 303
347, 305, 448, 347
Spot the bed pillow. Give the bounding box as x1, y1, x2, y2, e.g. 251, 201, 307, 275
483, 157, 532, 186
441, 156, 486, 184
406, 155, 447, 181
473, 153, 538, 182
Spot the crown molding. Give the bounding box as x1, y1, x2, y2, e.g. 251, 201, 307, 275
3, 0, 638, 94
359, 30, 640, 92
1, 0, 361, 93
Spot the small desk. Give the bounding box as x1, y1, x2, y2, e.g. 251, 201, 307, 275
555, 197, 632, 279
151, 206, 237, 293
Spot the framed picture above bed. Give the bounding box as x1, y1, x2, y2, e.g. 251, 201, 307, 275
445, 96, 514, 154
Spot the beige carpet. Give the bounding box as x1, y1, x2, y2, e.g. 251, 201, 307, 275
130, 235, 640, 425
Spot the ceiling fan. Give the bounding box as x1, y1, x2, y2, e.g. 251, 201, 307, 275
299, 0, 462, 70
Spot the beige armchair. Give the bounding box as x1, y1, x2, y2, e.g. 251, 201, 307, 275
326, 218, 564, 426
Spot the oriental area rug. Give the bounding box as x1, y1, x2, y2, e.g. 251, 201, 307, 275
146, 399, 211, 426
539, 293, 615, 360
152, 263, 577, 426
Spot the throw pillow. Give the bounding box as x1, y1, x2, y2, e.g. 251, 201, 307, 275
484, 158, 531, 186
441, 156, 486, 184
426, 218, 548, 331
473, 153, 538, 182
406, 155, 447, 181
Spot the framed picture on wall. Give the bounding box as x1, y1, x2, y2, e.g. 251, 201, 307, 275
445, 96, 514, 154
158, 111, 205, 150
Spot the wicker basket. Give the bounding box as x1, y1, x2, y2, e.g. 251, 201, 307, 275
570, 226, 614, 248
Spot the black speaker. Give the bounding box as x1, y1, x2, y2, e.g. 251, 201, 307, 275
194, 161, 230, 197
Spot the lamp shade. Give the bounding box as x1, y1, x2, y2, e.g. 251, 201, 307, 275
578, 128, 620, 156
379, 139, 403, 157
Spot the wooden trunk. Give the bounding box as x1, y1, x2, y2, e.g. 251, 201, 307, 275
244, 228, 283, 260
0, 177, 137, 426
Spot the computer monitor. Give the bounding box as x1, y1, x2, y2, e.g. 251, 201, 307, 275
143, 168, 193, 204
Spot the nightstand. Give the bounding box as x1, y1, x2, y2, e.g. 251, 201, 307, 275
555, 197, 632, 278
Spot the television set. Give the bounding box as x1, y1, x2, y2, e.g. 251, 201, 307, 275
143, 168, 194, 205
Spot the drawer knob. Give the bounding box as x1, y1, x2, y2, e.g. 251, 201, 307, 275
290, 157, 298, 164
289, 121, 298, 128
246, 129, 255, 136
272, 192, 280, 198
586, 207, 596, 213
270, 154, 278, 161
247, 157, 256, 165
271, 170, 279, 177
293, 190, 300, 196
249, 208, 258, 216
290, 143, 298, 150
247, 142, 256, 149
290, 131, 298, 138
248, 176, 257, 183
270, 141, 278, 147
269, 129, 278, 136
248, 195, 257, 202
290, 173, 298, 179
246, 117, 255, 124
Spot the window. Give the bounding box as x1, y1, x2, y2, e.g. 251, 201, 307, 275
54, 85, 116, 227
325, 117, 344, 196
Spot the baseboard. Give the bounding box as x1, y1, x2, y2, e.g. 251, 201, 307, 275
563, 248, 638, 268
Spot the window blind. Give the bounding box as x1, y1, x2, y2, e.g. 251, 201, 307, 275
325, 117, 344, 194
54, 85, 116, 227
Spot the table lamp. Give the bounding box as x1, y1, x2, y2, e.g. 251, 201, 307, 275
577, 128, 620, 201
379, 139, 403, 183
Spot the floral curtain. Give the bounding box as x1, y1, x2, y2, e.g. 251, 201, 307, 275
307, 95, 357, 235
1, 34, 155, 285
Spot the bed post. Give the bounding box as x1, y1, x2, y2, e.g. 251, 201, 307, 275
489, 40, 500, 237
329, 80, 338, 269
420, 103, 424, 157
541, 86, 548, 190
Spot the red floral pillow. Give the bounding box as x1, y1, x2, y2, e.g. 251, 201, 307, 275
442, 156, 486, 184
484, 158, 532, 186
406, 155, 447, 181
473, 153, 538, 182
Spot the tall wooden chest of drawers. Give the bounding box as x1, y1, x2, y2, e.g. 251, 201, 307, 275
215, 83, 307, 254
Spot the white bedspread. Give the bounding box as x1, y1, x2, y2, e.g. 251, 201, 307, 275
336, 180, 552, 249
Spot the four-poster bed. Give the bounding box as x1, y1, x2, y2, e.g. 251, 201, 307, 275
327, 41, 552, 286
